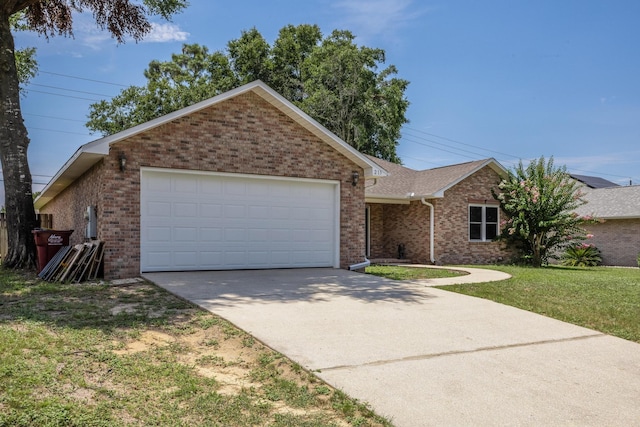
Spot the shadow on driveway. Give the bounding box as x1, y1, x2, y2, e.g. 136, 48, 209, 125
144, 268, 434, 308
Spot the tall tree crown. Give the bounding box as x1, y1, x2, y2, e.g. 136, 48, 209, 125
86, 25, 410, 163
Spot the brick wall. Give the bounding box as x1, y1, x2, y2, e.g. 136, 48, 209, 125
434, 166, 513, 264
368, 204, 384, 257
583, 218, 640, 267
41, 91, 365, 279
379, 202, 430, 262
38, 161, 105, 246
368, 165, 515, 265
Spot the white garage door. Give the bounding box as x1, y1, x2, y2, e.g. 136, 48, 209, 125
140, 169, 339, 272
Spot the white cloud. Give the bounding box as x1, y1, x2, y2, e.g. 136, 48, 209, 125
72, 14, 188, 49
142, 23, 190, 43
332, 0, 426, 42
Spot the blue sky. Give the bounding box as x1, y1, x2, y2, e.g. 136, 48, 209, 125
12, 0, 640, 203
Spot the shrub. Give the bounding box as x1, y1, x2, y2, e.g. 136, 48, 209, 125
561, 243, 602, 267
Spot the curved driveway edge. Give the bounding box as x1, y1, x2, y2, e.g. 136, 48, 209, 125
145, 268, 640, 427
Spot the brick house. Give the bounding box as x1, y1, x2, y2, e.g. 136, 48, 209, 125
575, 185, 640, 267
34, 81, 387, 279
364, 156, 515, 265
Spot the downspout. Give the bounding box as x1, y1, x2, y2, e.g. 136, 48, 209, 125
350, 177, 375, 271
349, 257, 371, 271
421, 198, 436, 264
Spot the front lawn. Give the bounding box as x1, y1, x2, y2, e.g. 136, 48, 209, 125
0, 270, 391, 427
439, 265, 640, 343
366, 264, 640, 343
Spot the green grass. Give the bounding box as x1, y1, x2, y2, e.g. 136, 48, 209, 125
438, 265, 640, 343
0, 270, 392, 427
365, 265, 466, 280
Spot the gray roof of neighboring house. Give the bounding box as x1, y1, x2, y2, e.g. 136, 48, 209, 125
570, 174, 620, 189
575, 185, 640, 219
365, 155, 506, 200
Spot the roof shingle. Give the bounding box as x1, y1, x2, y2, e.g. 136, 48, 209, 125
365, 155, 505, 199
575, 185, 640, 219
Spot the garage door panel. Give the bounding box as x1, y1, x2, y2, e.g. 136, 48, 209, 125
174, 251, 198, 267
200, 204, 223, 218
224, 204, 246, 218
200, 228, 223, 241
174, 175, 198, 193
141, 171, 338, 272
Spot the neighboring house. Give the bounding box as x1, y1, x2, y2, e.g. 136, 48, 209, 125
34, 81, 387, 279
364, 156, 515, 265
575, 185, 640, 267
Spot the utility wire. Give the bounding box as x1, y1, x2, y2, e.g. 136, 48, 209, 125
30, 83, 114, 98
39, 70, 129, 87
403, 127, 639, 182
27, 89, 101, 102
24, 113, 86, 123
404, 126, 520, 160
29, 127, 92, 136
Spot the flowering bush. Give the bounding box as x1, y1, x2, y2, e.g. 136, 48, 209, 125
561, 243, 602, 267
492, 156, 592, 267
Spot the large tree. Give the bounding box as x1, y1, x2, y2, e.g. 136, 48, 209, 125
493, 156, 590, 267
86, 25, 409, 163
1, 0, 187, 269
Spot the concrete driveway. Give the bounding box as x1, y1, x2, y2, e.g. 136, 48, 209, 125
145, 268, 640, 427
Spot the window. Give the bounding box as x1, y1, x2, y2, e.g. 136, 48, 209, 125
469, 205, 498, 242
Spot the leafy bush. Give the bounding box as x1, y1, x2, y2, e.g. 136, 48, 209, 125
562, 243, 602, 267
493, 156, 588, 267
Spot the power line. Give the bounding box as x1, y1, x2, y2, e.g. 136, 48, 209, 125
400, 134, 486, 160
24, 113, 86, 123
30, 83, 114, 98
40, 70, 129, 87
29, 127, 92, 136
404, 127, 520, 160
27, 89, 101, 102
403, 127, 639, 182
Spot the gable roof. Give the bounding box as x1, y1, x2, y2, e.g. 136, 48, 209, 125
35, 80, 387, 210
570, 174, 620, 189
574, 185, 640, 219
365, 156, 507, 202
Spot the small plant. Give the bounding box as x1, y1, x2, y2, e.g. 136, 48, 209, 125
637, 252, 640, 268
561, 243, 602, 267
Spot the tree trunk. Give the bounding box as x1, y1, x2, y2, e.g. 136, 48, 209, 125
0, 14, 37, 269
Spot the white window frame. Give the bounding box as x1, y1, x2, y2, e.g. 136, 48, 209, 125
468, 204, 499, 242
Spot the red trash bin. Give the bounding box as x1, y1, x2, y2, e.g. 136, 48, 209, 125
32, 229, 74, 273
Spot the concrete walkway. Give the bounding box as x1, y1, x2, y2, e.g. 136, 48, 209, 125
144, 268, 640, 427
385, 264, 513, 286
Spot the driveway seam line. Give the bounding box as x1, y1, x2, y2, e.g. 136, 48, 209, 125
317, 333, 606, 372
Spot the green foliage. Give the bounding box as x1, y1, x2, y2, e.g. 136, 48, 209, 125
561, 243, 602, 267
86, 25, 410, 162
637, 252, 640, 268
300, 30, 408, 162
493, 156, 591, 267
10, 12, 38, 90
